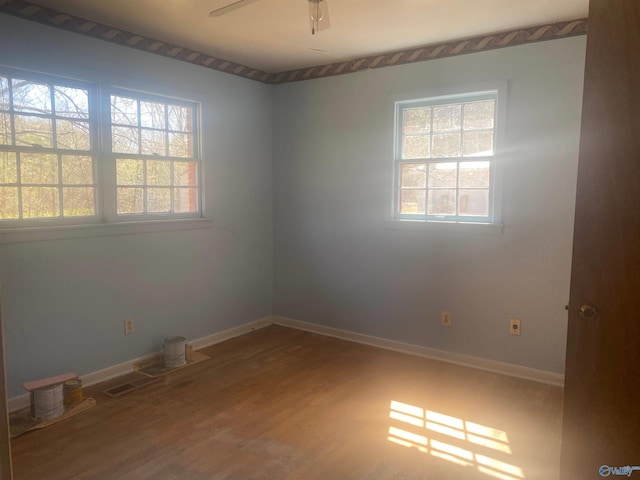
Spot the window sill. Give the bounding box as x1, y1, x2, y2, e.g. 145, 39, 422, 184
0, 217, 213, 244
384, 219, 503, 236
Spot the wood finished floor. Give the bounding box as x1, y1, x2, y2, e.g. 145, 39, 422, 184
10, 326, 564, 480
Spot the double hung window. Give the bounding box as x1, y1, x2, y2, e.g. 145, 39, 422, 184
111, 92, 199, 217
0, 68, 201, 229
394, 91, 499, 224
0, 74, 96, 222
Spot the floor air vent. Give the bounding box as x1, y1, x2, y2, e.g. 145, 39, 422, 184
102, 375, 160, 397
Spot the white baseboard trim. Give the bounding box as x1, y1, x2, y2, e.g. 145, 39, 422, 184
189, 316, 273, 351
7, 393, 28, 412
8, 314, 563, 411
271, 316, 565, 387
8, 317, 273, 412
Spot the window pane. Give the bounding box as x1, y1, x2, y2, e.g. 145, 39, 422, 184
62, 155, 93, 185
116, 159, 144, 185
174, 187, 197, 213
0, 153, 17, 184
168, 105, 191, 132
54, 86, 89, 119
0, 187, 19, 219
168, 132, 192, 157
56, 119, 91, 150
22, 186, 60, 218
402, 135, 430, 159
141, 129, 166, 156
174, 161, 197, 186
400, 163, 426, 188
459, 161, 490, 188
432, 133, 461, 157
111, 95, 138, 125
432, 104, 461, 132
0, 77, 8, 110
463, 101, 495, 130
396, 93, 496, 222
0, 113, 12, 145
400, 189, 425, 214
428, 162, 457, 188
140, 101, 165, 129
463, 131, 494, 157
147, 187, 171, 213
428, 189, 456, 215
459, 189, 489, 216
15, 115, 53, 147
62, 187, 95, 216
21, 153, 58, 184
12, 79, 51, 114
403, 107, 431, 134
147, 160, 171, 186
0, 80, 203, 223
112, 126, 139, 154
117, 187, 144, 214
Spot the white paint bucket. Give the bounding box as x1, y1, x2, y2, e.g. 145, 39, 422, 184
164, 336, 187, 369
31, 383, 64, 422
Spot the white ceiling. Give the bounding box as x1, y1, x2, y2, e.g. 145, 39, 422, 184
28, 0, 589, 73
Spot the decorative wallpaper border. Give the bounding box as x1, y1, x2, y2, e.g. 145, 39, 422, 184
0, 0, 587, 85
270, 18, 588, 84
0, 0, 272, 82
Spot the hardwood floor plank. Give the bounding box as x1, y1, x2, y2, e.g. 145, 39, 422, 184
11, 326, 563, 479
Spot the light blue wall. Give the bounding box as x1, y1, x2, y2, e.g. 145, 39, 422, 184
0, 16, 274, 397
0, 12, 587, 398
273, 36, 587, 374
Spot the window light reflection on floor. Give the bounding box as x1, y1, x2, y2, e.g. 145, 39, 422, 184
387, 426, 428, 453
387, 401, 525, 480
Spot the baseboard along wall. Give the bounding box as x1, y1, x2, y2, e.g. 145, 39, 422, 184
8, 315, 563, 411
8, 317, 273, 412
271, 316, 565, 387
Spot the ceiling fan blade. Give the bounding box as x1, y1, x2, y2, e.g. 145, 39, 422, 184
309, 0, 330, 35
208, 0, 261, 17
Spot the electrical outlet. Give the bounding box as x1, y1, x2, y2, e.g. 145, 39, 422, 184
441, 311, 452, 327
509, 318, 521, 336
124, 318, 135, 335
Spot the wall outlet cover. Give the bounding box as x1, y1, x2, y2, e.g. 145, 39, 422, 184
124, 318, 135, 335
509, 318, 521, 336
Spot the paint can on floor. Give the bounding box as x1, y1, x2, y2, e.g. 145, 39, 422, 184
31, 383, 64, 422
164, 336, 187, 369
63, 378, 83, 406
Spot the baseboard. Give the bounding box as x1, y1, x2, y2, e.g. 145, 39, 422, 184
8, 314, 563, 411
272, 316, 565, 387
189, 316, 273, 350
8, 317, 274, 412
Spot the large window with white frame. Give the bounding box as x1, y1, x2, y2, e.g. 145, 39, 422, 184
0, 72, 97, 223
394, 90, 499, 224
110, 91, 199, 217
0, 68, 201, 228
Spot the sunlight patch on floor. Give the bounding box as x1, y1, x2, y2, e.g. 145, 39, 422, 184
387, 400, 524, 479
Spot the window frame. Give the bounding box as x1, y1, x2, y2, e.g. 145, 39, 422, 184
0, 67, 204, 235
105, 87, 202, 222
391, 84, 506, 228
0, 67, 102, 228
